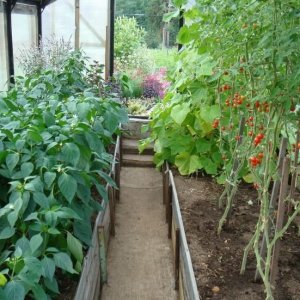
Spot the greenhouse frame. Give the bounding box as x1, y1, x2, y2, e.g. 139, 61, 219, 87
0, 0, 114, 89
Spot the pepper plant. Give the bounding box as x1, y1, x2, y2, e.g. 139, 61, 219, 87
0, 51, 127, 299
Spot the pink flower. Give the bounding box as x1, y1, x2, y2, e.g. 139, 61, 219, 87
143, 68, 170, 99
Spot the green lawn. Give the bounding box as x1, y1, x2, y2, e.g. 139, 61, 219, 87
148, 48, 178, 70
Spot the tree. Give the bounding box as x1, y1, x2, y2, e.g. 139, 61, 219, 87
115, 0, 179, 48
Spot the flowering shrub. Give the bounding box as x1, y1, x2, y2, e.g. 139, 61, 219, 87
17, 35, 72, 75
142, 68, 170, 99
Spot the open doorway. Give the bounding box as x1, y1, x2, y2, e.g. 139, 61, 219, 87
113, 0, 181, 117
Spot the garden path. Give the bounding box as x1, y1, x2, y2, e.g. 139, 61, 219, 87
101, 167, 178, 300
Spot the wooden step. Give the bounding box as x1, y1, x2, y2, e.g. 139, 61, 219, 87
122, 138, 154, 155
122, 154, 155, 168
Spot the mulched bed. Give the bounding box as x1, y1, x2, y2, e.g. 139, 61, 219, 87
174, 172, 300, 300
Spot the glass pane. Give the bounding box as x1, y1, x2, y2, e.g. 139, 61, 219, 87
80, 0, 108, 66
12, 3, 37, 76
0, 2, 8, 91
42, 0, 75, 45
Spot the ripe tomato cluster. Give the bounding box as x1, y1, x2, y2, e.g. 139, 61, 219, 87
246, 116, 254, 127
219, 84, 231, 93
249, 152, 264, 168
212, 118, 219, 129
255, 101, 270, 113
224, 93, 246, 107
253, 133, 264, 146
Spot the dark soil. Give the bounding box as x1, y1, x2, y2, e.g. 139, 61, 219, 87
174, 172, 300, 300
56, 273, 78, 300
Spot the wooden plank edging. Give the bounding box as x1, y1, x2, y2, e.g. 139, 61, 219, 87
168, 169, 201, 300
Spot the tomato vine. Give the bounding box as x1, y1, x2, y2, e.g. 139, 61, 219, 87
144, 0, 300, 298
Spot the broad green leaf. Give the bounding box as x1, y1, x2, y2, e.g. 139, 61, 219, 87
56, 207, 81, 220
173, 0, 188, 8
197, 61, 215, 76
44, 172, 56, 189
85, 132, 104, 153
163, 10, 180, 22
15, 140, 25, 151
27, 131, 43, 143
44, 277, 59, 293
43, 111, 56, 127
200, 105, 221, 124
76, 184, 91, 203
74, 219, 92, 246
201, 158, 218, 175
6, 153, 19, 172
0, 227, 15, 240
77, 103, 91, 120
95, 183, 108, 202
33, 192, 49, 208
32, 284, 47, 300
97, 171, 116, 188
0, 289, 8, 300
177, 26, 192, 44
243, 173, 255, 183
15, 236, 31, 257
14, 247, 22, 258
58, 173, 77, 202
20, 162, 34, 177
4, 281, 25, 300
48, 228, 60, 235
175, 152, 202, 175
196, 138, 211, 154
67, 232, 83, 263
24, 177, 43, 192
41, 257, 55, 279
53, 252, 77, 274
217, 174, 226, 185
170, 102, 190, 125
24, 257, 43, 278
7, 211, 19, 227
46, 142, 58, 153
29, 233, 43, 254
24, 212, 38, 222
62, 143, 80, 166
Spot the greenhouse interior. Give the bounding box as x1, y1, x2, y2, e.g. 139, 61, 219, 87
0, 0, 299, 299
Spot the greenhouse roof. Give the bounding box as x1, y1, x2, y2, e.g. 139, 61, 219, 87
2, 0, 56, 8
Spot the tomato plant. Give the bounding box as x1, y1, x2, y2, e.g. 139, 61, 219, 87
0, 51, 127, 299
144, 0, 300, 298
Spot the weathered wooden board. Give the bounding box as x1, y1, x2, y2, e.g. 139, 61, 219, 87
169, 170, 201, 300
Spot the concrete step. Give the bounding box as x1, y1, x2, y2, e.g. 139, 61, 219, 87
122, 118, 150, 139
122, 154, 155, 168
122, 138, 154, 155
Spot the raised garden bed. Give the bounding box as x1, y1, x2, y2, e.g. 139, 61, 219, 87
171, 170, 300, 300
73, 136, 121, 300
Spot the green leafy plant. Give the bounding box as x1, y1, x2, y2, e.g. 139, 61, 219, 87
114, 16, 146, 60
0, 50, 127, 299
126, 99, 148, 116
143, 0, 300, 298
117, 73, 143, 99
